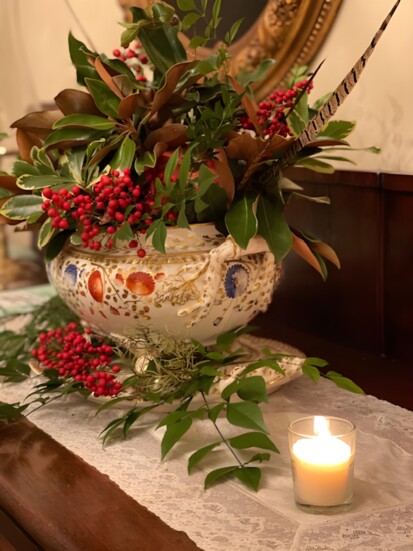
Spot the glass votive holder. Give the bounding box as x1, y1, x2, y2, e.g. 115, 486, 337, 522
288, 415, 356, 514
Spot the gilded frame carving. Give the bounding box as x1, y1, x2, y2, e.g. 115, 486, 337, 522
119, 0, 343, 99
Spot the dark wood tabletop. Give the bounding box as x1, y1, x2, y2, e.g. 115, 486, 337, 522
0, 416, 202, 551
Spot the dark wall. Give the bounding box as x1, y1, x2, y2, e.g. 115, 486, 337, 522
255, 168, 413, 361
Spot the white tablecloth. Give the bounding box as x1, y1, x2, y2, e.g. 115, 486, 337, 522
1, 290, 413, 550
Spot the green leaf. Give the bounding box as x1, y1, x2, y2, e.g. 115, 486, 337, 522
326, 371, 365, 394
189, 35, 208, 49
121, 27, 139, 48
134, 151, 157, 174
226, 402, 268, 434
157, 410, 190, 428
138, 24, 187, 75
161, 417, 192, 459
38, 217, 55, 249
225, 194, 258, 249
204, 466, 238, 489
181, 12, 202, 31
53, 114, 115, 131
0, 402, 28, 420
196, 182, 227, 224
236, 376, 268, 403
237, 59, 274, 87
68, 32, 98, 85
177, 204, 190, 229
301, 362, 320, 383
229, 432, 279, 452
12, 160, 40, 178
115, 221, 134, 242
177, 0, 196, 10
43, 127, 106, 150
296, 158, 336, 174
110, 136, 136, 170
0, 188, 12, 199
44, 230, 72, 261
287, 108, 307, 137
17, 174, 74, 190
233, 466, 261, 492
225, 18, 244, 46
164, 148, 180, 184
0, 195, 43, 220
256, 195, 292, 262
207, 403, 225, 423
146, 219, 167, 253
85, 78, 121, 118
318, 120, 356, 140
187, 442, 221, 474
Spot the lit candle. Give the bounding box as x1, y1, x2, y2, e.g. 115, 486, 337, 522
289, 416, 356, 509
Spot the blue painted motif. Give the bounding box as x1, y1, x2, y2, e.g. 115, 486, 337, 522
64, 264, 78, 287
224, 264, 249, 298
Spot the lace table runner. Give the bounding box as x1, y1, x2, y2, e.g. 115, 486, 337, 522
1, 292, 413, 550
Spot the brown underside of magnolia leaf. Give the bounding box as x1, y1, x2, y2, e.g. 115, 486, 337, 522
144, 124, 188, 151
54, 89, 102, 116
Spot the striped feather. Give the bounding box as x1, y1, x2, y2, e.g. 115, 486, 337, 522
281, 0, 402, 166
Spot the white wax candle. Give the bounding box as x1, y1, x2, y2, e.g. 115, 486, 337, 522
291, 435, 353, 506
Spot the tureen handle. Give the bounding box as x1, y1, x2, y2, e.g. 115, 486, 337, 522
177, 235, 277, 326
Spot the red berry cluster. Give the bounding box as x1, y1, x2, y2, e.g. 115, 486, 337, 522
41, 169, 150, 256
240, 78, 314, 137
113, 40, 148, 83
31, 323, 123, 398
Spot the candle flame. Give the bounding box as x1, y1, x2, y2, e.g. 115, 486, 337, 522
314, 416, 331, 437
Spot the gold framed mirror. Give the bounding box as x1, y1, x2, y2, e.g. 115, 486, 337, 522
119, 0, 343, 99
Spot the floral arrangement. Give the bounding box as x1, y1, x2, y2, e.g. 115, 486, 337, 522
0, 1, 384, 277
0, 0, 400, 491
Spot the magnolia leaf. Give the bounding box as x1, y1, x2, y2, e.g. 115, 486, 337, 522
326, 371, 365, 394
225, 194, 258, 249
296, 158, 335, 174
44, 230, 71, 261
293, 192, 331, 204
15, 129, 43, 163
279, 177, 304, 191
94, 57, 124, 99
110, 136, 136, 170
85, 78, 121, 119
119, 93, 147, 119
138, 23, 187, 75
311, 240, 341, 269
161, 417, 192, 459
233, 467, 261, 492
291, 233, 325, 279
187, 442, 221, 474
11, 110, 62, 138
318, 120, 356, 140
225, 133, 262, 163
68, 33, 98, 85
0, 195, 43, 219
53, 114, 115, 131
150, 61, 196, 117
0, 174, 20, 193
54, 89, 102, 116
256, 195, 292, 262
226, 401, 268, 434
43, 127, 106, 150
228, 76, 261, 136
37, 217, 55, 249
204, 466, 238, 489
229, 432, 279, 452
144, 124, 188, 151
214, 148, 235, 203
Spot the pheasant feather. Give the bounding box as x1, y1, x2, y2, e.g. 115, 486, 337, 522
280, 0, 402, 166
